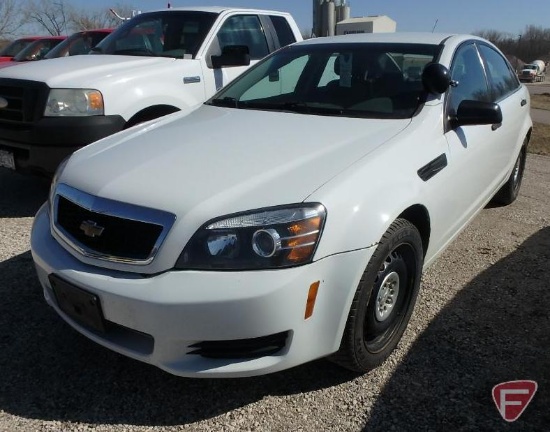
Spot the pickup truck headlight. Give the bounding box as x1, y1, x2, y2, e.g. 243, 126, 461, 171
175, 204, 326, 270
44, 89, 104, 116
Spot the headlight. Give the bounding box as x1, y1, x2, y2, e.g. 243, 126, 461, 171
44, 89, 104, 116
175, 204, 326, 270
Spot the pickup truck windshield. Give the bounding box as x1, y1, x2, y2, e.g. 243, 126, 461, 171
93, 11, 218, 58
210, 43, 441, 119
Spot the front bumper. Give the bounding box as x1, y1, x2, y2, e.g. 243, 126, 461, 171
31, 204, 373, 377
0, 115, 125, 176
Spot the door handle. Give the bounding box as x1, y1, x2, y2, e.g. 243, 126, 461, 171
521, 99, 527, 106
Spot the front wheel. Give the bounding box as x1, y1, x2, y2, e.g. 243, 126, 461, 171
330, 219, 423, 373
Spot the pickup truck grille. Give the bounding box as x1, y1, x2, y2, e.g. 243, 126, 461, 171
52, 184, 176, 265
0, 79, 48, 123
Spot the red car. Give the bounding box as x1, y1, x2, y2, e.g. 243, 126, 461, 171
44, 29, 113, 59
0, 36, 66, 69
0, 36, 43, 62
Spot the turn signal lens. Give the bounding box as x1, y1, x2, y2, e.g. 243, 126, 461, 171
305, 281, 320, 319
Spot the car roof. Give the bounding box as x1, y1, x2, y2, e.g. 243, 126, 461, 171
298, 32, 482, 47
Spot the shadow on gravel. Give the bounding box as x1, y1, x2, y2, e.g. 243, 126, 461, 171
0, 170, 49, 218
0, 251, 358, 426
365, 227, 550, 431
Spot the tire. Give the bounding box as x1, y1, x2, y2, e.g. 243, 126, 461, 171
492, 144, 527, 206
330, 219, 423, 373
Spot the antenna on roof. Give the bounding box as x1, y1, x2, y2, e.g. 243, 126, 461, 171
109, 8, 131, 21
431, 19, 439, 33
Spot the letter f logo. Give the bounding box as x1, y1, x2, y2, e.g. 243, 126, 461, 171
492, 380, 537, 422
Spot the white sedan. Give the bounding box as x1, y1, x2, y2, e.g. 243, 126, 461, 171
31, 33, 532, 377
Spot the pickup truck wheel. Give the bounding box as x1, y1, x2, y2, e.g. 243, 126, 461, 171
492, 144, 527, 206
330, 219, 423, 373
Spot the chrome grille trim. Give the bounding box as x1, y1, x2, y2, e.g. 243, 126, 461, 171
51, 183, 176, 265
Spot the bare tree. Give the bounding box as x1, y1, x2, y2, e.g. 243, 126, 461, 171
0, 0, 24, 38
69, 3, 136, 31
22, 0, 73, 36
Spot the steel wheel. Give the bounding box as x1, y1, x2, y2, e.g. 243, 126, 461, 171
331, 218, 423, 373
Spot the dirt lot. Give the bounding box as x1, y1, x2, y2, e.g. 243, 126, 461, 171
0, 153, 549, 431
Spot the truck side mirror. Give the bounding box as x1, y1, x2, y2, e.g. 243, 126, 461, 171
211, 45, 250, 69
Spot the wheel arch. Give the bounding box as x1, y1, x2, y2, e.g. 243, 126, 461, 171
397, 204, 431, 258
125, 105, 180, 128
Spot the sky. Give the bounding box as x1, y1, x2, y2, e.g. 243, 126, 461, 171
69, 0, 550, 36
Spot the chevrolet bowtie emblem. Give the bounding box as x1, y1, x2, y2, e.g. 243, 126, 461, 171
0, 97, 8, 109
79, 220, 105, 238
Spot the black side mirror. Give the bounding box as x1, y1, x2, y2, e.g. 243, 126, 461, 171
211, 45, 250, 69
453, 100, 503, 127
422, 63, 451, 94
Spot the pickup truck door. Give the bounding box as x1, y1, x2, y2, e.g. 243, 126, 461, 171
201, 14, 271, 96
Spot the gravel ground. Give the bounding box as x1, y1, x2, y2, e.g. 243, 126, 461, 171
0, 155, 549, 431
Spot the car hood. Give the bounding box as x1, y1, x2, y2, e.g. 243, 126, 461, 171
62, 105, 410, 221
0, 55, 177, 87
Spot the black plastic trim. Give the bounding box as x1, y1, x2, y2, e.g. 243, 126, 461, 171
418, 153, 448, 181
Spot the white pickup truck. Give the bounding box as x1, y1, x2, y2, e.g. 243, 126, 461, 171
0, 7, 302, 176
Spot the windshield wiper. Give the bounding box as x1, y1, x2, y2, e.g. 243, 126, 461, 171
112, 48, 158, 57
245, 101, 346, 116
90, 46, 103, 53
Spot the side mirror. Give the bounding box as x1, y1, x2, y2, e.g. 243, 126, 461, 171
211, 45, 250, 69
422, 63, 451, 94
453, 100, 503, 127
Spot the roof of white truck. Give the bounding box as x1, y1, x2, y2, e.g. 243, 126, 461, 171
146, 6, 290, 15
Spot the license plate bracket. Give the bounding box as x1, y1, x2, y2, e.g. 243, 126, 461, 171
0, 149, 15, 170
49, 274, 107, 333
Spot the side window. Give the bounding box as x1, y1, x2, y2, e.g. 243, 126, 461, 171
448, 44, 490, 113
270, 15, 297, 47
478, 44, 520, 101
240, 55, 309, 101
217, 15, 269, 60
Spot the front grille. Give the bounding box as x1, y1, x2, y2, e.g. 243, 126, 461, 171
53, 184, 176, 265
0, 78, 48, 123
189, 331, 289, 359
57, 196, 163, 261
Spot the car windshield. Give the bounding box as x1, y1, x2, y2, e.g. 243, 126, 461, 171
93, 11, 218, 58
13, 39, 63, 61
209, 42, 441, 119
0, 39, 34, 57
45, 31, 111, 59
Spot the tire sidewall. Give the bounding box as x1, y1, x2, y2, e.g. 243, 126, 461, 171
351, 221, 423, 370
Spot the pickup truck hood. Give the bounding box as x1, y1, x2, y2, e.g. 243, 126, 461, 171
62, 105, 410, 221
0, 55, 177, 87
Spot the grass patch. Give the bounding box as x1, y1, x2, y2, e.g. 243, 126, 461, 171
530, 93, 550, 110
529, 122, 550, 155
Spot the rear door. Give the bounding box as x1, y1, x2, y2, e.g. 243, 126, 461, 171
477, 43, 527, 177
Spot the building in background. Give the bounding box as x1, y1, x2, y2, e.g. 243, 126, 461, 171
312, 0, 350, 37
313, 1, 396, 37
336, 15, 397, 35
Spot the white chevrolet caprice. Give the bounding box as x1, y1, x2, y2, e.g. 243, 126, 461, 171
31, 33, 532, 377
